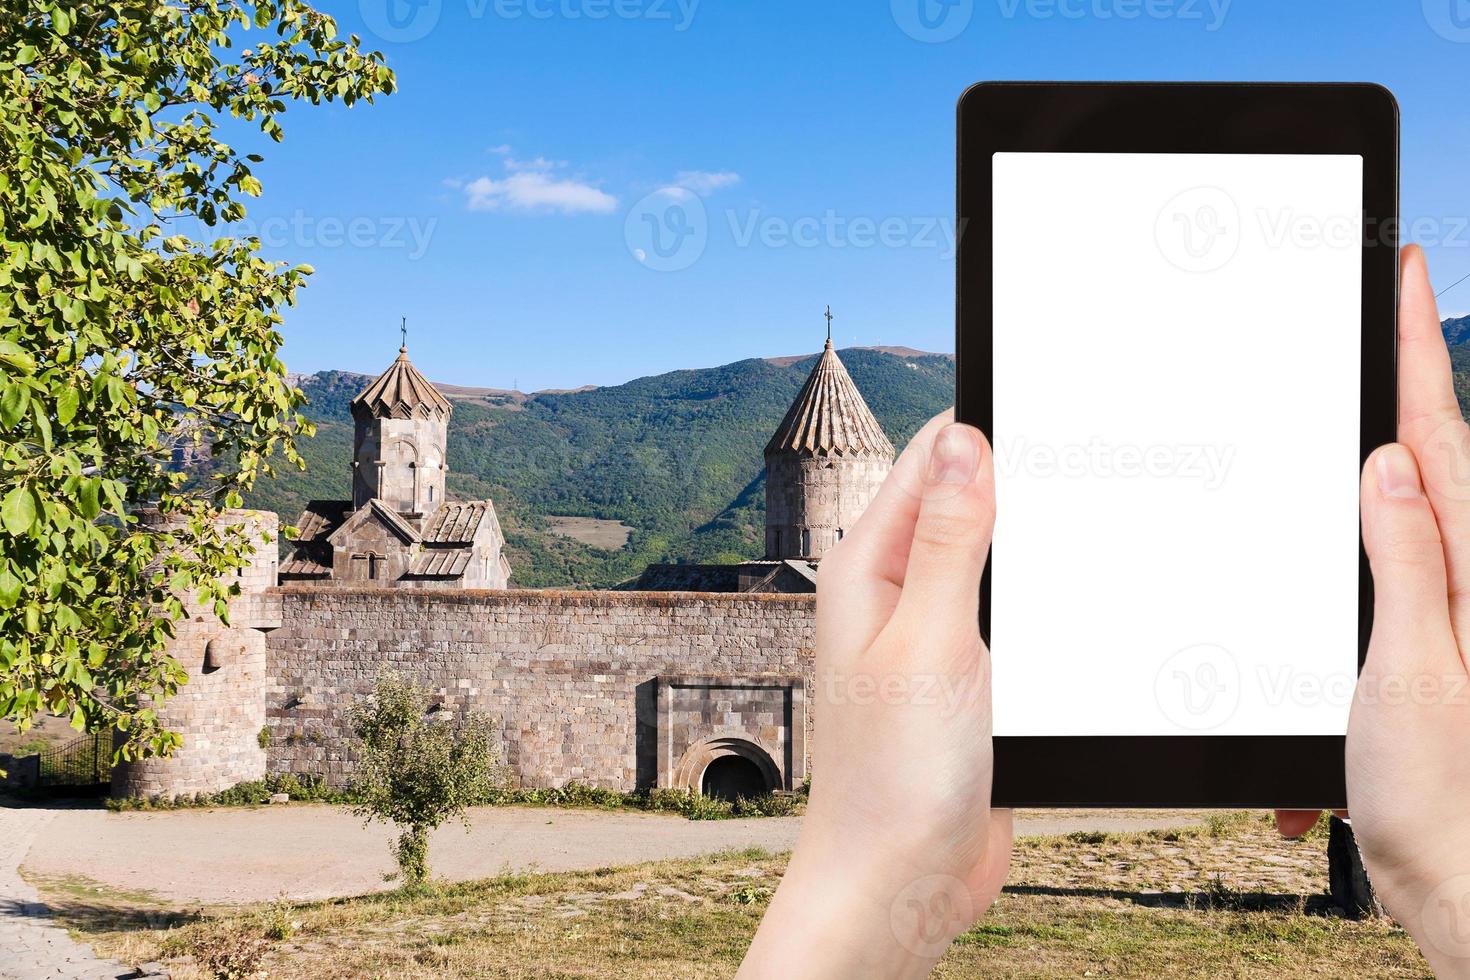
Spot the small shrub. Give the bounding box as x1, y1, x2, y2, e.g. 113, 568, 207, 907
189, 924, 269, 980
258, 900, 298, 942
351, 674, 505, 889
729, 883, 772, 905
257, 728, 271, 750
1202, 872, 1245, 910
1206, 810, 1253, 838
732, 793, 801, 817
106, 773, 353, 812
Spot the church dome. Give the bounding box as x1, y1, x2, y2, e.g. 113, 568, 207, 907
350, 347, 452, 421
764, 338, 895, 459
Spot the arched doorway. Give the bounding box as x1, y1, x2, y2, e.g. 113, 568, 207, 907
701, 755, 768, 801
670, 735, 781, 797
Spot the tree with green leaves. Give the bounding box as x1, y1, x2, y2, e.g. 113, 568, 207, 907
350, 675, 505, 889
0, 1, 394, 759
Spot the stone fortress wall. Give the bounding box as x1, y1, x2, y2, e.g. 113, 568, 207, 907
263, 587, 815, 793
112, 511, 282, 799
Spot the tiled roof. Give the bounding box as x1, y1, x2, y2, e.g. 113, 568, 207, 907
281, 501, 346, 578
280, 546, 331, 578
633, 560, 817, 594
350, 347, 452, 421
422, 501, 489, 544
634, 564, 743, 592
764, 340, 895, 458
291, 500, 350, 542
409, 548, 472, 578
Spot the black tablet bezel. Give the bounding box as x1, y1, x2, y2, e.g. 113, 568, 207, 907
956, 81, 1399, 808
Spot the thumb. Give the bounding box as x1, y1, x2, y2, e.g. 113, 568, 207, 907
1361, 443, 1453, 673
892, 423, 995, 642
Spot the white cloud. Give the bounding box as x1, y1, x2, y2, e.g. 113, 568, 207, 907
463, 172, 618, 214
504, 155, 560, 173
674, 170, 741, 195
459, 146, 616, 215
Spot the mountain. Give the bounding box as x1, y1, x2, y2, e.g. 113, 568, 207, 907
1443, 315, 1470, 348
256, 315, 1470, 590
244, 347, 956, 588
1443, 316, 1470, 413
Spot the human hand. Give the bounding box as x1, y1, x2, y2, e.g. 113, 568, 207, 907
738, 412, 1011, 980
1278, 246, 1470, 977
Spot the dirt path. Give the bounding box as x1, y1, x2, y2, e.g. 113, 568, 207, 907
0, 805, 167, 979
19, 804, 1219, 906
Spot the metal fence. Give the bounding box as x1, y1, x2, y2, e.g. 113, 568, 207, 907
36, 732, 111, 790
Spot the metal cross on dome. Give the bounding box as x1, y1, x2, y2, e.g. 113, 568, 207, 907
824, 305, 833, 343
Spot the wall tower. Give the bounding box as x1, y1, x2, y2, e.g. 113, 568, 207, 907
763, 317, 895, 562
350, 345, 452, 518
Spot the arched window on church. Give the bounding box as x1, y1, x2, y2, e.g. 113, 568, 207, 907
801, 529, 811, 556
352, 552, 383, 581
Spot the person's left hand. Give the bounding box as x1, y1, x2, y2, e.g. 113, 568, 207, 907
738, 411, 1012, 979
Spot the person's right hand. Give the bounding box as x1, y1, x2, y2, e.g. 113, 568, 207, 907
1280, 245, 1470, 977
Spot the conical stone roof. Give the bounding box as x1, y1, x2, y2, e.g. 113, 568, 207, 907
351, 347, 452, 421
764, 339, 895, 458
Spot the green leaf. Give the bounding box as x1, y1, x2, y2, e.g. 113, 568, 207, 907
0, 383, 29, 428
0, 567, 21, 607
2, 486, 37, 536
0, 345, 35, 374
14, 45, 38, 65
29, 402, 51, 449
56, 387, 78, 425
78, 479, 101, 519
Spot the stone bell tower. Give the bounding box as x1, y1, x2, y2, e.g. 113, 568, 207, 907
764, 309, 895, 561
350, 335, 451, 519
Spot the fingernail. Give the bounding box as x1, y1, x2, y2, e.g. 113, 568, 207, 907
1376, 444, 1425, 499
926, 424, 980, 485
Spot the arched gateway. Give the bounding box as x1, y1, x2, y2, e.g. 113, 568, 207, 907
671, 735, 782, 799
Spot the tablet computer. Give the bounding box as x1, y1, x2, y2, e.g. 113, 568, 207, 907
956, 82, 1398, 807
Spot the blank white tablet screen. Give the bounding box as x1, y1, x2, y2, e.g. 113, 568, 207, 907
990, 152, 1362, 737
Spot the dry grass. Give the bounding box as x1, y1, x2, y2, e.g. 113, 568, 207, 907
544, 516, 634, 550
0, 712, 77, 755
30, 813, 1430, 979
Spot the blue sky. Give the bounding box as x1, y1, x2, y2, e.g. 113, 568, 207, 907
243, 0, 1470, 389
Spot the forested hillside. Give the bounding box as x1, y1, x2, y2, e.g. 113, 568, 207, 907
243, 348, 956, 587
1448, 315, 1470, 411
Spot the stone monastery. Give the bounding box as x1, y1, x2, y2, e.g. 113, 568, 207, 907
113, 334, 897, 803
